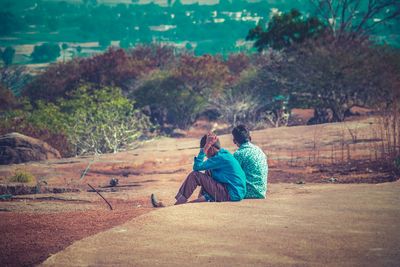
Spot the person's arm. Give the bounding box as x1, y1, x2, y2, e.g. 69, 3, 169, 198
193, 149, 222, 171
202, 132, 217, 155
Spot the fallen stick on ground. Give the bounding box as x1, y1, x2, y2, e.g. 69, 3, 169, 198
80, 159, 95, 180
87, 183, 113, 210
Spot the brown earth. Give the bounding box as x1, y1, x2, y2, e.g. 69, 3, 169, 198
0, 116, 399, 266
0, 201, 151, 267
42, 181, 400, 267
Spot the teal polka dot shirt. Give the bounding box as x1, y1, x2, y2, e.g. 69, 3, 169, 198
233, 142, 268, 199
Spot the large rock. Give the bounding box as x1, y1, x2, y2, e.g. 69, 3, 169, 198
0, 132, 61, 165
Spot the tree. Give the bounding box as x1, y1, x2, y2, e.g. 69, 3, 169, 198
246, 9, 327, 51
213, 87, 264, 128
367, 46, 400, 157
78, 48, 150, 91
19, 84, 151, 155
30, 43, 61, 63
1, 46, 15, 66
225, 53, 251, 76
22, 60, 82, 103
61, 43, 69, 63
174, 54, 230, 98
261, 36, 383, 123
129, 44, 177, 70
133, 70, 206, 129
59, 85, 151, 155
23, 48, 151, 103
309, 0, 400, 42
214, 65, 288, 128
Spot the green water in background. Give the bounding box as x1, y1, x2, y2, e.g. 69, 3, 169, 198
0, 0, 399, 65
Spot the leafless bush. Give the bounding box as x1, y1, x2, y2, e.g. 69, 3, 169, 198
211, 87, 267, 128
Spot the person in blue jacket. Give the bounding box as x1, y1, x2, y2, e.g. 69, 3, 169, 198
151, 132, 246, 207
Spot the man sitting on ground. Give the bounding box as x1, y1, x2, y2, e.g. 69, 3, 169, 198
151, 132, 246, 207
232, 125, 268, 199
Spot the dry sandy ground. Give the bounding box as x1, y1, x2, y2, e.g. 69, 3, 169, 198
42, 181, 400, 267
0, 117, 399, 266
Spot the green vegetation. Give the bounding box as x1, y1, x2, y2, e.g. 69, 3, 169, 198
0, 0, 398, 62
30, 43, 61, 63
57, 85, 152, 155
134, 71, 206, 129
247, 9, 326, 51
0, 46, 15, 66
1, 84, 151, 156
0, 3, 399, 160
9, 170, 35, 183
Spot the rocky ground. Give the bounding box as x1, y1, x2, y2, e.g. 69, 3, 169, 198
0, 116, 399, 266
42, 181, 400, 267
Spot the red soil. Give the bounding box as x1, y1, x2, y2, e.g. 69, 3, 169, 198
0, 199, 151, 267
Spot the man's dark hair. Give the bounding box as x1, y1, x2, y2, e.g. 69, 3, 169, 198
200, 135, 221, 149
232, 125, 251, 145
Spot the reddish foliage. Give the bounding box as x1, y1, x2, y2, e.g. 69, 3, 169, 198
0, 84, 18, 110
22, 48, 152, 103
21, 45, 243, 104
22, 60, 82, 103
225, 53, 251, 75
79, 48, 149, 88
129, 44, 177, 69
175, 54, 230, 95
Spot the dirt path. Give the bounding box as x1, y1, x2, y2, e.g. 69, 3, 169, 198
42, 181, 400, 267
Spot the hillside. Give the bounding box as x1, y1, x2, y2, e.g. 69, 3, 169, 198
0, 117, 399, 266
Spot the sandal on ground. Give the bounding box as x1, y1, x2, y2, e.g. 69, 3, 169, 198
151, 193, 165, 208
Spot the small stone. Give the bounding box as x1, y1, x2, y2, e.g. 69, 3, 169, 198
109, 178, 119, 187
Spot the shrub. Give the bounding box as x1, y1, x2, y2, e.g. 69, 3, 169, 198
31, 43, 61, 63
0, 84, 18, 111
59, 84, 152, 155
133, 71, 206, 129
212, 68, 280, 128
22, 60, 82, 103
22, 47, 152, 103
9, 170, 35, 183
2, 84, 151, 156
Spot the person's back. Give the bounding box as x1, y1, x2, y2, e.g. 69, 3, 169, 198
232, 125, 268, 199
194, 147, 246, 201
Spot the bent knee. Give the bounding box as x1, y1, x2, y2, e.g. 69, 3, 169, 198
188, 171, 204, 183
188, 171, 202, 177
